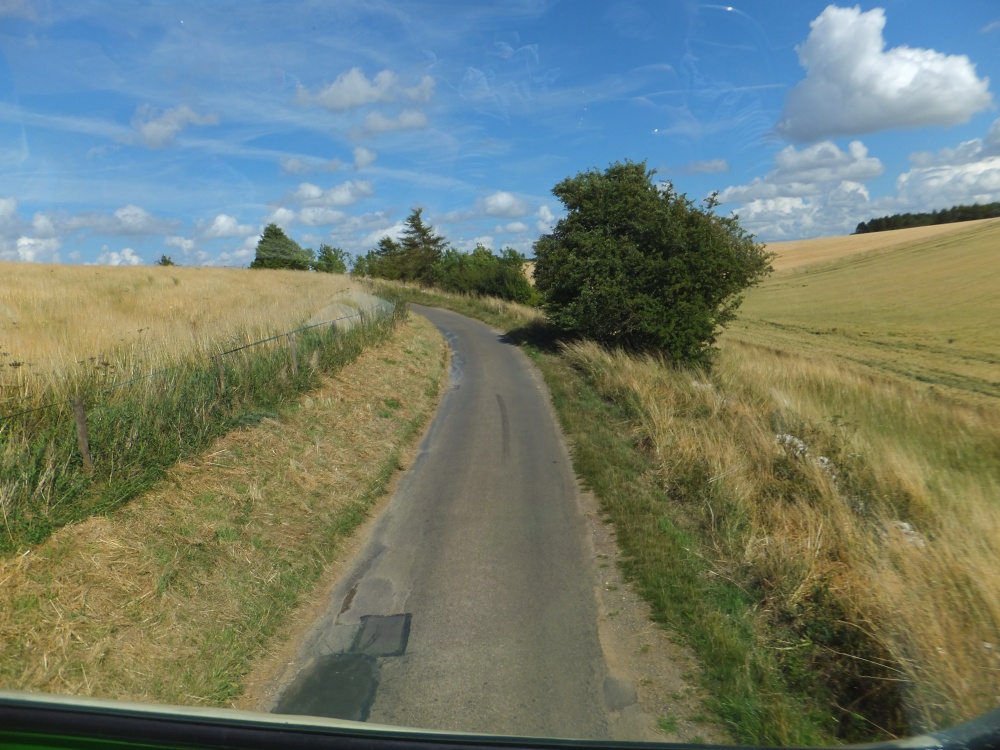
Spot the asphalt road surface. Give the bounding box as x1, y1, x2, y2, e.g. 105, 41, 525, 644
273, 305, 628, 739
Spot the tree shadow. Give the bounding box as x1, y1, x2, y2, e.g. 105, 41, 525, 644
496, 320, 576, 354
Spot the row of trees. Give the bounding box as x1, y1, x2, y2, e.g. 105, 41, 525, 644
348, 209, 536, 304
854, 202, 1000, 234
249, 224, 349, 273
248, 160, 770, 366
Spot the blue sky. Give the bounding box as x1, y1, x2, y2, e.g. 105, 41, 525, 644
0, 1, 998, 266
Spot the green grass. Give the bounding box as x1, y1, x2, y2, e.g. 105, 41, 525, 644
0, 303, 405, 554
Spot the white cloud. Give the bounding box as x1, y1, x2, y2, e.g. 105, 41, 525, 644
498, 221, 528, 233
361, 222, 406, 249
10, 236, 60, 263
280, 157, 310, 174
94, 245, 143, 266
165, 236, 195, 253
478, 190, 529, 218
298, 207, 348, 226
896, 157, 1000, 209
718, 140, 883, 203
0, 197, 19, 228
777, 5, 993, 141
201, 213, 257, 239
362, 109, 428, 134
680, 158, 730, 175
31, 211, 57, 236
536, 205, 556, 234
895, 117, 1000, 210
353, 146, 377, 169
291, 179, 373, 207
297, 68, 435, 111
58, 204, 178, 235
266, 207, 297, 227
124, 103, 219, 148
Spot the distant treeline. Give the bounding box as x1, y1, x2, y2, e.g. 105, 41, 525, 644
854, 202, 1000, 234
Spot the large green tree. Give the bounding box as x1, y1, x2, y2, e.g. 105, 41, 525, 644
311, 244, 349, 274
351, 208, 448, 284
249, 223, 314, 271
533, 160, 772, 365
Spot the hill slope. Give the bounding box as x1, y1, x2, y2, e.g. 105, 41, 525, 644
730, 218, 1000, 401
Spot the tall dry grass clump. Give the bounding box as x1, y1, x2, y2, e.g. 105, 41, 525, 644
0, 263, 400, 554
562, 339, 1000, 735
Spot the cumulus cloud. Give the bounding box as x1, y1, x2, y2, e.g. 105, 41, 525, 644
361, 222, 406, 249
124, 104, 219, 148
718, 140, 883, 203
298, 207, 348, 226
353, 146, 377, 169
777, 5, 993, 141
55, 204, 179, 235
478, 191, 529, 218
94, 246, 143, 266
536, 205, 556, 234
291, 180, 373, 207
165, 236, 195, 253
0, 197, 19, 228
296, 68, 435, 111
266, 207, 297, 227
199, 214, 256, 239
498, 221, 528, 233
10, 236, 60, 263
362, 109, 428, 134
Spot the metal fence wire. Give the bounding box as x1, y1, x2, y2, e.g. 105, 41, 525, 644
0, 301, 395, 423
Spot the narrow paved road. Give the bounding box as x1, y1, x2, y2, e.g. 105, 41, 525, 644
273, 305, 624, 739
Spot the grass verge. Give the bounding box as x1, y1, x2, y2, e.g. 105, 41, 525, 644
0, 313, 447, 705
0, 301, 398, 554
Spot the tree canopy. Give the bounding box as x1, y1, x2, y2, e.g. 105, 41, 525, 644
312, 244, 348, 274
351, 208, 446, 284
533, 160, 772, 366
249, 224, 314, 271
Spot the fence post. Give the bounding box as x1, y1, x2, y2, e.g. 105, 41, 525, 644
214, 353, 225, 395
70, 395, 94, 474
287, 333, 298, 377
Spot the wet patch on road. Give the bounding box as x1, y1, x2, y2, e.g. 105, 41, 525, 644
272, 653, 379, 721
272, 613, 412, 721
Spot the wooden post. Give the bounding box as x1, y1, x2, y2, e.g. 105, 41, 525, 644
214, 353, 225, 395
287, 333, 298, 377
70, 396, 94, 473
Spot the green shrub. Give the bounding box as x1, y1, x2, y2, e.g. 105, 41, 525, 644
533, 160, 772, 366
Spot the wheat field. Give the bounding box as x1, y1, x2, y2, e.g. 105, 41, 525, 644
0, 263, 378, 411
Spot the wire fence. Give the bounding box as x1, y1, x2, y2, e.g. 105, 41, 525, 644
0, 298, 402, 553
0, 301, 394, 423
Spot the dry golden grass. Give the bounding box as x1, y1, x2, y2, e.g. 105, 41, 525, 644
0, 263, 378, 409
561, 220, 1000, 730
0, 313, 446, 705
564, 339, 1000, 731
766, 218, 1000, 272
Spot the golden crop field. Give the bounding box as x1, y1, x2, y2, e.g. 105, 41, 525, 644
729, 218, 1000, 403
0, 263, 378, 409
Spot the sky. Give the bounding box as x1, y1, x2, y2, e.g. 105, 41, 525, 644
0, 0, 998, 267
